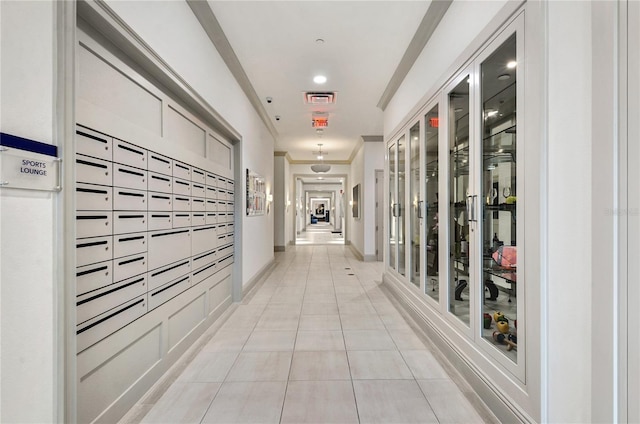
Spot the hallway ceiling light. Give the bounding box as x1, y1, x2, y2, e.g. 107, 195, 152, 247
497, 74, 510, 81
313, 75, 327, 84
507, 60, 517, 68
311, 143, 331, 173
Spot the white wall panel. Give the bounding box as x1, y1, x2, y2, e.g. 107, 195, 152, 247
78, 45, 162, 136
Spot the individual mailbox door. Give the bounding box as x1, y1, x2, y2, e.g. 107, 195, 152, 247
76, 274, 147, 325
148, 173, 172, 193
218, 244, 233, 258
147, 228, 191, 270
173, 213, 191, 228
173, 178, 191, 196
148, 152, 172, 175
113, 188, 147, 211
191, 213, 206, 226
191, 198, 206, 212
76, 236, 112, 267
113, 139, 147, 169
113, 232, 147, 259
147, 258, 191, 291
113, 252, 147, 283
191, 249, 216, 272
205, 199, 217, 212
192, 168, 206, 184
76, 183, 112, 211
218, 254, 234, 269
205, 212, 217, 225
148, 192, 172, 211
76, 156, 112, 186
113, 212, 147, 235
173, 161, 191, 180
191, 183, 206, 198
148, 275, 190, 311
113, 164, 147, 191
217, 189, 226, 199
76, 261, 113, 296
205, 186, 217, 199
76, 212, 112, 238
148, 213, 172, 231
205, 172, 217, 187
192, 225, 217, 255
76, 127, 112, 161
76, 294, 147, 353
192, 260, 217, 285
172, 196, 191, 211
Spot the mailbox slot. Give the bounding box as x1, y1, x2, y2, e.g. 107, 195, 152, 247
147, 258, 191, 291
76, 183, 112, 211
76, 294, 147, 353
113, 232, 147, 259
77, 235, 112, 267
76, 274, 147, 325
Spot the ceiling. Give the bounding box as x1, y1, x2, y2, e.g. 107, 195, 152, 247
206, 1, 434, 162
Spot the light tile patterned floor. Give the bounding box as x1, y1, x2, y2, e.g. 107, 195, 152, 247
122, 246, 497, 424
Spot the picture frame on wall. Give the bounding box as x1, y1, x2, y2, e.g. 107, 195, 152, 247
246, 169, 266, 216
352, 183, 360, 219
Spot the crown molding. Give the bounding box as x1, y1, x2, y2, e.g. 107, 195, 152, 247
186, 0, 278, 140
377, 0, 452, 111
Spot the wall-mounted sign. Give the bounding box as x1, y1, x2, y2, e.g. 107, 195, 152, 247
0, 133, 61, 192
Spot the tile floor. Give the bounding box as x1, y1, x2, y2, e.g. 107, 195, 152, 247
121, 245, 496, 424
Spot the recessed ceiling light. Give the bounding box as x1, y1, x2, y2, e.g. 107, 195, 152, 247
315, 38, 325, 44
454, 108, 463, 113
313, 75, 327, 84
317, 177, 324, 180
507, 61, 517, 69
497, 74, 511, 81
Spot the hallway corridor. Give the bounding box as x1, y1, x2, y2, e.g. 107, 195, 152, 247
121, 246, 496, 424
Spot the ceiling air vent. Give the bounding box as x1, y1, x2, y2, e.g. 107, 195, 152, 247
304, 92, 337, 105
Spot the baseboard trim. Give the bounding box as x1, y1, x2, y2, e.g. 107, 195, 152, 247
363, 254, 378, 262
274, 245, 286, 252
348, 244, 364, 261
382, 272, 534, 424
242, 259, 277, 300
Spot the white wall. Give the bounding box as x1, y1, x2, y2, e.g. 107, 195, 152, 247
105, 0, 275, 287
274, 155, 286, 249
363, 142, 385, 259
547, 2, 592, 421
0, 1, 57, 422
384, 0, 508, 135
349, 145, 365, 256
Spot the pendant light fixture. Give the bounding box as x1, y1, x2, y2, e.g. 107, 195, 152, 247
311, 143, 331, 173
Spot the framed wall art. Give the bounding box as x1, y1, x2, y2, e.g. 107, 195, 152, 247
246, 169, 266, 216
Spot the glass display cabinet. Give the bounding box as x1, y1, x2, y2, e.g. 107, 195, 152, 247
385, 18, 523, 376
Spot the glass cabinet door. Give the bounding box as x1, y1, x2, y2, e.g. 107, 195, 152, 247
388, 143, 397, 271
480, 33, 519, 362
425, 104, 440, 301
398, 136, 406, 277
409, 122, 421, 288
448, 75, 472, 326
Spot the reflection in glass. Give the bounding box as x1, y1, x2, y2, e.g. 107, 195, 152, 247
398, 136, 406, 276
409, 123, 421, 288
448, 76, 470, 325
481, 34, 517, 362
389, 144, 396, 270
425, 105, 439, 301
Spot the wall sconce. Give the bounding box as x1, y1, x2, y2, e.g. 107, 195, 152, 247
349, 200, 354, 206
267, 193, 273, 214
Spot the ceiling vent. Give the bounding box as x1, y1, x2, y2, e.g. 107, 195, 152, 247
304, 92, 337, 104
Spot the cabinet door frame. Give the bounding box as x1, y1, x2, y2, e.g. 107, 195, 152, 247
472, 15, 526, 380
442, 65, 478, 337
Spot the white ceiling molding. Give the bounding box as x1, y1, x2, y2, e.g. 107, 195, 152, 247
377, 0, 453, 111
186, 0, 278, 139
